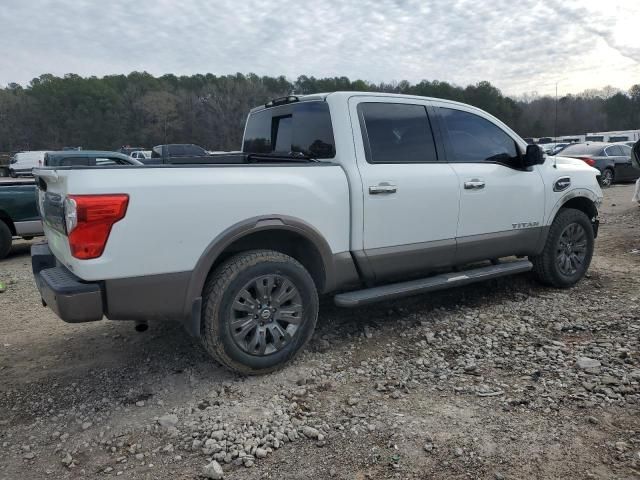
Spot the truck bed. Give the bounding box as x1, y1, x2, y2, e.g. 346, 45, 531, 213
34, 162, 351, 281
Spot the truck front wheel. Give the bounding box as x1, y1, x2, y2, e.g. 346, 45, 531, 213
200, 250, 319, 375
530, 208, 594, 288
0, 221, 12, 260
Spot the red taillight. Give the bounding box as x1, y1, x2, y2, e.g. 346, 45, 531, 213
577, 156, 596, 167
65, 194, 129, 259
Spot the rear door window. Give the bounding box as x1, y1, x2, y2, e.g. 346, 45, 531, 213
439, 108, 518, 164
605, 146, 624, 156
358, 103, 438, 163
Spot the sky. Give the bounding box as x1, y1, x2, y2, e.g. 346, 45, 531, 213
0, 0, 638, 97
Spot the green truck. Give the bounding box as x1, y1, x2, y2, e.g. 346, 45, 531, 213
0, 179, 42, 259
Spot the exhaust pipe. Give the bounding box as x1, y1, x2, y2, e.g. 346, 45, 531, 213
134, 321, 148, 333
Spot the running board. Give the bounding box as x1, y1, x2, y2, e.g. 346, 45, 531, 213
334, 260, 533, 308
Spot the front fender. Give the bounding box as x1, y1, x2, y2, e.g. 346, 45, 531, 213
545, 188, 602, 226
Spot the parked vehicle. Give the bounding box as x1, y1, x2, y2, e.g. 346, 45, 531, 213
129, 150, 152, 161
9, 151, 49, 177
558, 142, 639, 187
44, 151, 143, 167
0, 179, 42, 259
118, 146, 146, 156
538, 143, 557, 154
31, 92, 602, 374
145, 144, 212, 164
550, 143, 569, 156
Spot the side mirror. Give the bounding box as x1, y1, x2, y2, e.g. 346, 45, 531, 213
523, 144, 544, 168
632, 140, 640, 170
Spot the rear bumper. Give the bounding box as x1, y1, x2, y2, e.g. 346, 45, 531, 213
31, 243, 199, 332
31, 243, 104, 322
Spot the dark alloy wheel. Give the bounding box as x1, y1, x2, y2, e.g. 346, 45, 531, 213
599, 169, 613, 187
530, 208, 594, 288
230, 274, 303, 356
555, 223, 588, 277
200, 250, 319, 375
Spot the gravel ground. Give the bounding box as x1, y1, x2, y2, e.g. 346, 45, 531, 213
1, 184, 639, 480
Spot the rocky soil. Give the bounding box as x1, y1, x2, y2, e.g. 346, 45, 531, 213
1, 184, 639, 480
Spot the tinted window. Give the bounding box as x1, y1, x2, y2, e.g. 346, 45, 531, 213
151, 146, 162, 158
560, 144, 605, 156
609, 136, 628, 142
605, 146, 624, 156
586, 136, 604, 142
359, 103, 437, 163
95, 157, 128, 166
273, 115, 293, 152
168, 145, 186, 156
243, 101, 336, 158
56, 156, 90, 166
620, 145, 632, 156
440, 108, 517, 163
184, 144, 206, 156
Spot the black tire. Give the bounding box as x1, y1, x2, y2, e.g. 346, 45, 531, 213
0, 221, 12, 260
9, 170, 16, 178
599, 168, 614, 187
200, 250, 319, 375
530, 208, 594, 288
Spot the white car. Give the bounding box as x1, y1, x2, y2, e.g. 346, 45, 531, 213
9, 151, 49, 177
129, 150, 152, 161
32, 92, 603, 374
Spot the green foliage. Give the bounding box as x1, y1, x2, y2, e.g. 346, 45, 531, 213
0, 72, 638, 152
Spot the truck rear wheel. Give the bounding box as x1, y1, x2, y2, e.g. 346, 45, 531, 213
0, 221, 12, 260
200, 250, 319, 375
530, 208, 594, 288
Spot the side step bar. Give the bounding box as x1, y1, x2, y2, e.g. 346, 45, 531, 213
334, 260, 533, 308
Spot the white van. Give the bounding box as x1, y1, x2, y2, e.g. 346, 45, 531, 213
9, 151, 49, 177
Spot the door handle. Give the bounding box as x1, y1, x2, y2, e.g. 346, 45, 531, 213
369, 183, 397, 195
464, 179, 485, 190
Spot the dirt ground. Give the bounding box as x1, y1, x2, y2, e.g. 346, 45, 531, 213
1, 184, 639, 480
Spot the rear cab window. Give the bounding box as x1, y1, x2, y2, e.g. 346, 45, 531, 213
243, 101, 336, 158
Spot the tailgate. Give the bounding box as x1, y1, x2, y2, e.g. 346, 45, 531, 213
33, 169, 76, 270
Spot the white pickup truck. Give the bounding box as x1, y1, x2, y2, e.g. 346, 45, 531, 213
32, 92, 602, 374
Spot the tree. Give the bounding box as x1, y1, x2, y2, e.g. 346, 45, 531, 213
0, 72, 637, 152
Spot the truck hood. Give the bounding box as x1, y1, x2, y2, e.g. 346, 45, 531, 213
552, 155, 600, 174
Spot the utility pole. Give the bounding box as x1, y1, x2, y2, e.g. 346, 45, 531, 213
554, 81, 559, 141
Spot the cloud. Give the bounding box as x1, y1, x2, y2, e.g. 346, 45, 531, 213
0, 0, 637, 95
